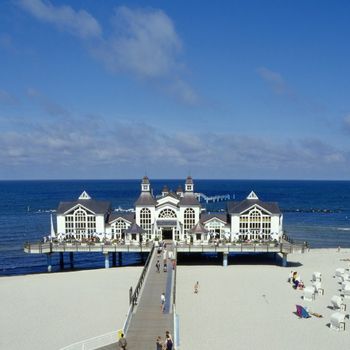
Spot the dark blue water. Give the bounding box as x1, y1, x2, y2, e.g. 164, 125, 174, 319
1, 180, 350, 276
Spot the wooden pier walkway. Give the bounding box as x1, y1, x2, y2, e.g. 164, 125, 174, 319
99, 244, 175, 350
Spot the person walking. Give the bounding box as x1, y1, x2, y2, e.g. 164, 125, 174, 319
118, 333, 127, 350
164, 332, 173, 350
155, 260, 160, 273
194, 281, 199, 294
156, 336, 163, 350
160, 292, 166, 312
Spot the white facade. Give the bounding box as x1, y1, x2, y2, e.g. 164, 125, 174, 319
55, 180, 283, 243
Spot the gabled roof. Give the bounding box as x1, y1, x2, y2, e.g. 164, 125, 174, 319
57, 199, 111, 215
157, 193, 180, 207
179, 193, 200, 206
201, 213, 228, 224
189, 221, 209, 234
135, 192, 157, 206
227, 199, 281, 215
125, 222, 145, 234
108, 213, 134, 224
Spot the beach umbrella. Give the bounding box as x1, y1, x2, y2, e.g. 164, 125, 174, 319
50, 214, 56, 240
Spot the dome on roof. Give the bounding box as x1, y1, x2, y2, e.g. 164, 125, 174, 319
185, 176, 193, 184
142, 176, 150, 184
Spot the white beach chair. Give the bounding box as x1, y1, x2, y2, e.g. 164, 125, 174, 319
342, 283, 350, 299
331, 295, 346, 311
341, 281, 350, 291
335, 268, 345, 278
330, 312, 346, 331
312, 272, 322, 282
341, 273, 350, 282
312, 281, 324, 295
303, 286, 316, 301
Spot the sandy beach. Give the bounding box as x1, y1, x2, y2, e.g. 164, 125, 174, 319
177, 249, 350, 350
0, 267, 141, 350
2, 249, 350, 350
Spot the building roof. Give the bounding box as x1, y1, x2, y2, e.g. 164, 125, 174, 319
185, 176, 193, 184
179, 193, 200, 206
189, 221, 209, 234
227, 199, 281, 214
108, 212, 134, 224
176, 185, 183, 193
57, 199, 111, 215
201, 213, 228, 224
125, 222, 145, 234
135, 192, 157, 206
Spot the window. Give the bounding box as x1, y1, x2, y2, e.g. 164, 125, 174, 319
64, 207, 96, 238
159, 208, 177, 218
112, 219, 127, 239
207, 220, 223, 234
140, 208, 152, 239
239, 209, 271, 240
184, 208, 195, 234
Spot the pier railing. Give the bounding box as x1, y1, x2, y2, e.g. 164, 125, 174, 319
175, 242, 281, 253
24, 241, 153, 254
129, 243, 155, 307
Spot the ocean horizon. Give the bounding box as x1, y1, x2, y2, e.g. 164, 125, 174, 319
1, 179, 350, 276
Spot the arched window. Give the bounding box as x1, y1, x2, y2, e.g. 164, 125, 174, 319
207, 220, 223, 234
184, 208, 195, 233
159, 208, 177, 218
249, 210, 261, 235
140, 208, 151, 238
112, 219, 127, 238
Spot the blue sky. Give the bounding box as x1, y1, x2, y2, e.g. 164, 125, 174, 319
1, 0, 350, 179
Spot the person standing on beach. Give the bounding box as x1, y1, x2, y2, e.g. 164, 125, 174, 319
194, 281, 199, 294
118, 333, 127, 350
160, 292, 166, 312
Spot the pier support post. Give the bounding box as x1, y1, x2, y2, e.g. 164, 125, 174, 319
47, 253, 52, 273
282, 253, 288, 267
112, 252, 117, 267
104, 253, 110, 269
118, 252, 122, 266
69, 252, 74, 269
223, 252, 228, 267
59, 252, 64, 270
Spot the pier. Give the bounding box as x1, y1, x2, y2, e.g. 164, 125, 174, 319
24, 239, 306, 272
98, 243, 176, 350
195, 192, 232, 203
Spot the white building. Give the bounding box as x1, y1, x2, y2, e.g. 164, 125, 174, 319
55, 177, 283, 243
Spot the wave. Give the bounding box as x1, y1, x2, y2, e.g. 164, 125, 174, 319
282, 208, 342, 214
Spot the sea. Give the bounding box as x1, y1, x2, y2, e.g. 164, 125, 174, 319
1, 179, 350, 277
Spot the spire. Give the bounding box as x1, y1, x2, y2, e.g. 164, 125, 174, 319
176, 185, 183, 197
162, 185, 169, 197
247, 191, 259, 200
79, 191, 91, 200
185, 176, 194, 192
50, 214, 56, 239
141, 176, 151, 192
